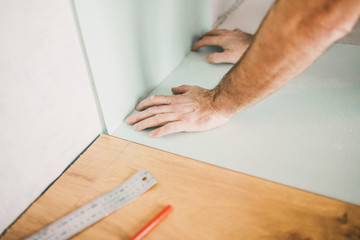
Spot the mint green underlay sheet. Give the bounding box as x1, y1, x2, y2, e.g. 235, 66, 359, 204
114, 44, 360, 205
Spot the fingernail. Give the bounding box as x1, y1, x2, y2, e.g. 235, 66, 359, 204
133, 124, 140, 131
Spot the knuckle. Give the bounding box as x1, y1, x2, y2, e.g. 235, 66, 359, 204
190, 104, 197, 112
182, 103, 196, 113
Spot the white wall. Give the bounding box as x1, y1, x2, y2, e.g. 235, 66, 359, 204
0, 0, 102, 233
73, 0, 214, 134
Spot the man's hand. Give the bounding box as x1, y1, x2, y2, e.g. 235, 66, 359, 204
125, 85, 230, 138
192, 28, 252, 64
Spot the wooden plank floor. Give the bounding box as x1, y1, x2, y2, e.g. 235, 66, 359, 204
2, 134, 360, 240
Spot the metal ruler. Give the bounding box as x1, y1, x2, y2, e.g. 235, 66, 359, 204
25, 169, 157, 240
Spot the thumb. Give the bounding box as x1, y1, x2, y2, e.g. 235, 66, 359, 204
206, 51, 235, 64
171, 85, 192, 94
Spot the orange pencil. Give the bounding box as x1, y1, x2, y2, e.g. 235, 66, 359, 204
130, 205, 173, 240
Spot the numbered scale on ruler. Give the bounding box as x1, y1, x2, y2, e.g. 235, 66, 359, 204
25, 169, 157, 240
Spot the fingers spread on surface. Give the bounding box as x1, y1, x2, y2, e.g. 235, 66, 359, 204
126, 84, 229, 137
171, 85, 192, 94
149, 121, 185, 138
133, 113, 179, 131
125, 105, 173, 124
192, 36, 221, 51
136, 95, 173, 111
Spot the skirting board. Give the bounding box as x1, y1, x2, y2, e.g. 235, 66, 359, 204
114, 43, 360, 205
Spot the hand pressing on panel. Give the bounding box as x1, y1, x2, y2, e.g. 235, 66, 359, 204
125, 85, 230, 138
192, 28, 252, 64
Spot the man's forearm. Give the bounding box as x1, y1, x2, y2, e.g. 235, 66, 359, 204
211, 0, 360, 117
126, 0, 360, 137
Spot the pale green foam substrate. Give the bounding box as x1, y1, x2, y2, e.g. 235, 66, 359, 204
114, 44, 360, 205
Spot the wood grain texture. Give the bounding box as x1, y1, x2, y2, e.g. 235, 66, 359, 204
2, 134, 360, 240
